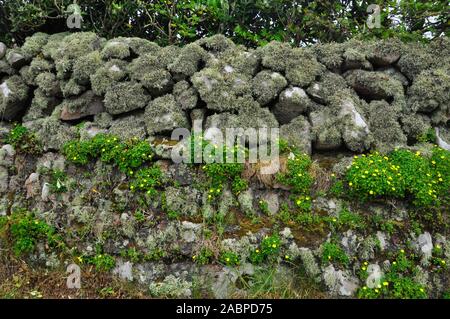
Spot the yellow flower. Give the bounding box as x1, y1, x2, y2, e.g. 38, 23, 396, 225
400, 249, 405, 253
226, 258, 230, 262
441, 260, 446, 265
256, 249, 260, 253
349, 182, 353, 186
272, 244, 277, 248
285, 255, 290, 260
369, 190, 374, 195
361, 267, 366, 271
383, 281, 389, 286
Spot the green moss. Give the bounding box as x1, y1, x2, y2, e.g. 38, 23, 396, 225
0, 209, 64, 256
321, 242, 349, 267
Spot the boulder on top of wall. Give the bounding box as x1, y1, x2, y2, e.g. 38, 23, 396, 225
144, 94, 190, 135
280, 115, 312, 155
252, 70, 287, 106
344, 69, 404, 101
60, 90, 104, 121
208, 46, 260, 77
101, 38, 131, 60
197, 34, 236, 56
407, 68, 450, 117
21, 32, 49, 58
168, 43, 208, 77
396, 42, 434, 81
0, 75, 30, 120
342, 48, 372, 71
312, 42, 345, 72
285, 48, 326, 87
306, 72, 348, 105
367, 38, 404, 67
273, 86, 318, 125
104, 81, 150, 115
191, 66, 251, 112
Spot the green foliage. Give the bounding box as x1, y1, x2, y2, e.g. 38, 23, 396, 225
258, 200, 270, 215
48, 169, 67, 193
417, 128, 437, 144
321, 242, 349, 267
219, 251, 240, 266
193, 247, 214, 265
0, 210, 64, 256
90, 253, 116, 272
5, 124, 42, 155
2, 1, 447, 46
249, 234, 281, 264
345, 148, 449, 207
331, 208, 366, 231
120, 247, 141, 263
129, 166, 163, 197
358, 250, 428, 299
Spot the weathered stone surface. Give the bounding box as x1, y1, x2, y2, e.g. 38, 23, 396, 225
273, 87, 316, 124
0, 42, 7, 59
280, 115, 312, 155
0, 75, 30, 120
144, 94, 189, 135
323, 264, 359, 297
60, 91, 104, 120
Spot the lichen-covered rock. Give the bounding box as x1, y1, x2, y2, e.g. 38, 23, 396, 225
273, 87, 316, 124
101, 38, 130, 59
91, 59, 128, 95
342, 47, 372, 71
51, 32, 104, 79
309, 107, 343, 151
6, 49, 28, 69
435, 127, 450, 151
60, 78, 86, 98
0, 42, 6, 59
397, 43, 434, 81
344, 69, 404, 101
280, 115, 312, 155
252, 70, 287, 106
378, 67, 409, 87
0, 59, 15, 76
108, 115, 147, 141
104, 81, 150, 115
312, 42, 344, 72
35, 72, 60, 96
0, 75, 30, 120
173, 80, 198, 110
168, 43, 207, 77
407, 68, 450, 118
144, 94, 189, 135
307, 72, 348, 105
72, 51, 103, 85
335, 92, 371, 152
60, 90, 104, 121
299, 248, 321, 282
367, 100, 407, 153
285, 48, 325, 87
20, 57, 53, 86
323, 264, 359, 297
191, 66, 251, 112
197, 34, 236, 55
367, 38, 404, 67
128, 53, 173, 96
21, 32, 49, 58
24, 89, 60, 121
165, 186, 201, 217
400, 113, 431, 140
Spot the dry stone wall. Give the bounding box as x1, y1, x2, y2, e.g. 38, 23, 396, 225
1, 32, 449, 154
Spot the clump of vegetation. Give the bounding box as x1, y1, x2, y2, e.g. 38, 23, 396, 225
63, 134, 163, 196
48, 169, 68, 193
0, 210, 64, 256
5, 124, 42, 155
358, 250, 428, 299
345, 148, 449, 207
321, 242, 349, 267
192, 247, 214, 265
276, 150, 313, 214
249, 234, 281, 264
90, 253, 116, 272
219, 251, 240, 266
